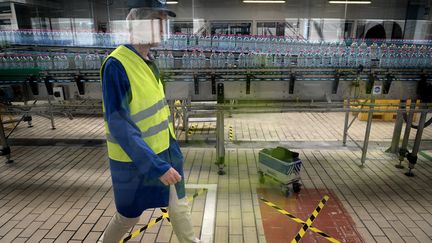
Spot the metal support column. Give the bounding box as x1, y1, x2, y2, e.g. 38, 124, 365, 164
0, 117, 13, 164
405, 110, 428, 177
342, 98, 350, 146
216, 109, 225, 175
216, 83, 225, 175
397, 101, 416, 168
361, 99, 374, 165
47, 97, 56, 130
387, 100, 405, 154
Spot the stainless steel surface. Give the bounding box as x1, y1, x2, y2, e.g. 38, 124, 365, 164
342, 98, 350, 146
412, 111, 428, 156
399, 101, 416, 159
361, 99, 374, 165
388, 101, 405, 154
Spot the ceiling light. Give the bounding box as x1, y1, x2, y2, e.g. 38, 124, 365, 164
167, 1, 178, 4
329, 0, 371, 4
243, 0, 286, 3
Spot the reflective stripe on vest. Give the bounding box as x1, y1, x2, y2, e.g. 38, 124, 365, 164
101, 45, 176, 162
106, 114, 174, 144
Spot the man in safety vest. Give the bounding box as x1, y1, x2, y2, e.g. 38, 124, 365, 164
99, 1, 199, 242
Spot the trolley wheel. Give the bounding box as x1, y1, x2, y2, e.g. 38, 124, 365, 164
293, 182, 301, 193
258, 171, 265, 184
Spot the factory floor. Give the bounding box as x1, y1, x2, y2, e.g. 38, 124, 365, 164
1, 113, 432, 243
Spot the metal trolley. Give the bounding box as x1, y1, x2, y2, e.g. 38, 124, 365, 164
258, 147, 302, 196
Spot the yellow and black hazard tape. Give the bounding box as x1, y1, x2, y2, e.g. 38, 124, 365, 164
120, 208, 169, 243
121, 188, 208, 243
229, 125, 233, 142
291, 195, 329, 243
260, 197, 340, 243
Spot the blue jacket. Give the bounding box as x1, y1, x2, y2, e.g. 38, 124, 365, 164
102, 45, 185, 218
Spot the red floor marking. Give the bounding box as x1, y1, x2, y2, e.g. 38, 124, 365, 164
257, 188, 364, 243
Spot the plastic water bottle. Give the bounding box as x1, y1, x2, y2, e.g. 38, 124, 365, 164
363, 52, 371, 68
313, 51, 322, 67
199, 50, 206, 69
218, 35, 227, 50
204, 36, 212, 50
331, 51, 339, 67
36, 55, 45, 69
296, 51, 305, 67
246, 52, 254, 68
210, 51, 217, 68
212, 35, 219, 49
254, 51, 263, 68
409, 51, 418, 68
27, 54, 35, 68
388, 51, 396, 68
265, 53, 273, 68
347, 50, 356, 67
167, 51, 175, 69
350, 41, 359, 54
356, 51, 364, 67
238, 52, 246, 68
190, 50, 198, 69
283, 53, 291, 68
182, 51, 190, 69
93, 53, 101, 69
84, 53, 93, 69
157, 51, 166, 69
305, 51, 314, 67
379, 43, 388, 57
180, 35, 188, 49
227, 52, 235, 68
53, 54, 61, 69
274, 51, 283, 68
74, 53, 84, 69
217, 52, 225, 68
379, 50, 388, 68
322, 51, 331, 67
370, 43, 379, 59
44, 55, 53, 70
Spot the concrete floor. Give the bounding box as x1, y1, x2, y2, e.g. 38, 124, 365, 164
0, 112, 432, 243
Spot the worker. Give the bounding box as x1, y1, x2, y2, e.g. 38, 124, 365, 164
99, 0, 200, 242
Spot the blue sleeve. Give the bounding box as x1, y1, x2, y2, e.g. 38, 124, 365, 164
102, 58, 171, 179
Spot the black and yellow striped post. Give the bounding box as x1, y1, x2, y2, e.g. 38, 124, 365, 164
121, 188, 208, 243
291, 195, 329, 243
229, 125, 233, 142
260, 197, 340, 243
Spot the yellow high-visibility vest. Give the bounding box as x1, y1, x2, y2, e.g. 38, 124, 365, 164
101, 45, 175, 162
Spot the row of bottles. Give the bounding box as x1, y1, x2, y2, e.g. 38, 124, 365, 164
0, 30, 122, 48
156, 51, 175, 69
3, 30, 432, 56
156, 49, 432, 69
162, 34, 432, 55
0, 52, 108, 70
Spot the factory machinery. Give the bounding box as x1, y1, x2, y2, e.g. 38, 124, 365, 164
1, 40, 432, 177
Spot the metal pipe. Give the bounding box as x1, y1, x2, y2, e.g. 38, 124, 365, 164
388, 100, 405, 154
216, 110, 225, 175
342, 98, 350, 146
0, 116, 13, 164
411, 111, 427, 156
361, 99, 374, 165
399, 100, 416, 163
405, 110, 428, 177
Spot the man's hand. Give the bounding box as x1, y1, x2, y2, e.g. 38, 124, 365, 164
159, 167, 182, 186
